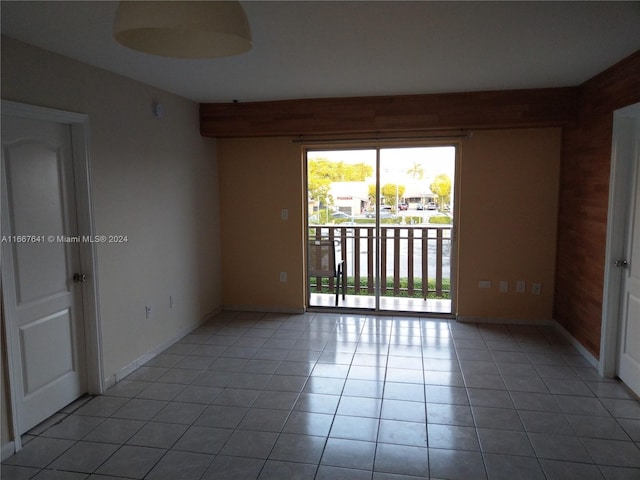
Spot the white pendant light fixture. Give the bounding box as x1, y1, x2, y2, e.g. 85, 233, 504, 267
113, 1, 252, 59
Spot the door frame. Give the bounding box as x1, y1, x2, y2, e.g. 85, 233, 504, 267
600, 102, 640, 379
1, 100, 104, 451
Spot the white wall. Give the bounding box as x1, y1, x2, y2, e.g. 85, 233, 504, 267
1, 37, 222, 445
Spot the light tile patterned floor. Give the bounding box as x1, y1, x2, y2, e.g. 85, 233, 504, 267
3, 311, 640, 480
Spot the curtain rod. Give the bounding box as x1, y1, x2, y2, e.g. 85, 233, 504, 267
292, 131, 472, 145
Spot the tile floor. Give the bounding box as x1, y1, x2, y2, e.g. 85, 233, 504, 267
3, 311, 640, 480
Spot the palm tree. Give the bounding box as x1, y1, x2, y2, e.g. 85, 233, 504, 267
407, 161, 424, 180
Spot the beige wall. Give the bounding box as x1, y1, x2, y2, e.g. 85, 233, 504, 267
218, 128, 561, 321
1, 37, 222, 446
457, 128, 561, 321
217, 137, 305, 311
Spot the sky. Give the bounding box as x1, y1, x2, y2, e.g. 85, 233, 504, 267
307, 146, 456, 188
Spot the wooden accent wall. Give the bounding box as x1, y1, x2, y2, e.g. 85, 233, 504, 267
200, 88, 578, 137
554, 50, 640, 357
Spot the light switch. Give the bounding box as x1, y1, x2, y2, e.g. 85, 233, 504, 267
281, 208, 288, 220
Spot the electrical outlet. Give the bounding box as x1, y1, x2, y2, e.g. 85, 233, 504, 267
516, 280, 526, 294
279, 271, 287, 282
478, 280, 492, 289
532, 283, 542, 295
281, 208, 288, 220
499, 280, 509, 293
145, 305, 152, 319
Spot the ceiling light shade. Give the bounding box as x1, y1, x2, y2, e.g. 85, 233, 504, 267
113, 1, 252, 58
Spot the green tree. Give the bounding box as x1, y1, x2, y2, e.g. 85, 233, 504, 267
342, 163, 373, 181
308, 158, 373, 215
407, 161, 424, 180
307, 160, 334, 209
429, 173, 452, 210
368, 183, 406, 208
380, 183, 406, 208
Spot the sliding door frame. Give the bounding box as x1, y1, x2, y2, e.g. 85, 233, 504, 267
304, 139, 461, 316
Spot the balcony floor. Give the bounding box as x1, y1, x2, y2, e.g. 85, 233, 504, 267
310, 293, 452, 315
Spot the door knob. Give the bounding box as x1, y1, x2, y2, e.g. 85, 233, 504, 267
73, 273, 87, 283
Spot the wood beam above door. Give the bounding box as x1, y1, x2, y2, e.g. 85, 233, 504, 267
200, 87, 579, 138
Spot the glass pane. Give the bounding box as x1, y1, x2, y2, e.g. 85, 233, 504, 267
306, 145, 455, 314
379, 146, 455, 312
307, 149, 377, 308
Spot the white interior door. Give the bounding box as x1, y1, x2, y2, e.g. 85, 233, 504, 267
1, 114, 87, 434
618, 116, 640, 396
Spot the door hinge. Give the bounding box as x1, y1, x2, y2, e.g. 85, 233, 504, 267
615, 260, 628, 268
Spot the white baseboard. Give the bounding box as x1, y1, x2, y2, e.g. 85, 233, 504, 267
106, 309, 220, 389
456, 316, 599, 368
551, 319, 599, 368
1, 441, 15, 461
456, 315, 555, 326
223, 304, 306, 315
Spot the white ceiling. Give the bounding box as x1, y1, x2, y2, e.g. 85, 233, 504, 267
2, 1, 639, 104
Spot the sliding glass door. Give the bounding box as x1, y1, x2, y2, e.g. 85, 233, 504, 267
306, 145, 456, 314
